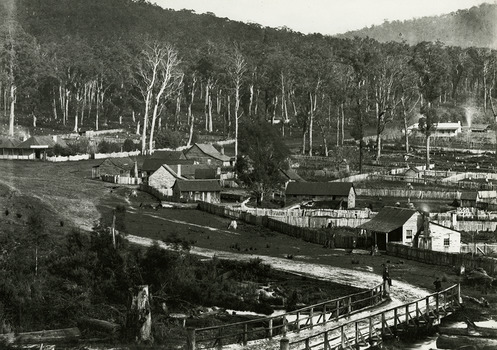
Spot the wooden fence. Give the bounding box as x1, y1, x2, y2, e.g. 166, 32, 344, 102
101, 175, 142, 185
186, 283, 385, 349
356, 188, 459, 199
386, 243, 497, 275
289, 284, 461, 350
140, 184, 173, 201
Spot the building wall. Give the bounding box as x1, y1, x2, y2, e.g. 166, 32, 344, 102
148, 167, 177, 190
173, 189, 221, 203
184, 146, 223, 166
429, 225, 461, 253
347, 188, 355, 209
401, 214, 420, 245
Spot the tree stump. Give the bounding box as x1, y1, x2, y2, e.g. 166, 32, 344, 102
127, 285, 153, 343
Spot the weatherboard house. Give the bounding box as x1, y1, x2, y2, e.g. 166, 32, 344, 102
0, 136, 67, 160
184, 143, 232, 167
285, 182, 355, 209
92, 157, 137, 178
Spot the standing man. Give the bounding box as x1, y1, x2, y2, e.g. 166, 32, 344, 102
434, 277, 442, 292
382, 264, 391, 298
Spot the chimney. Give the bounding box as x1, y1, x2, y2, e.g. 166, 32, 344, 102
424, 213, 430, 237
52, 135, 58, 143
220, 146, 225, 155
450, 212, 457, 229
176, 164, 181, 177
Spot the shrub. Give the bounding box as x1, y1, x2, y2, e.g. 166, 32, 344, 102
154, 128, 183, 149
98, 140, 121, 153
122, 138, 137, 152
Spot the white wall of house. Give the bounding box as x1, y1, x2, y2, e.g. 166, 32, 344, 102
418, 223, 461, 253
401, 214, 420, 246
149, 166, 178, 190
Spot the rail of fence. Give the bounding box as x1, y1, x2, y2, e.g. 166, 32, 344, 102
186, 283, 384, 349
288, 284, 460, 350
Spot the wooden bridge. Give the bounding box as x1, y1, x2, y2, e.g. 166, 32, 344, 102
286, 283, 461, 350
186, 283, 461, 350
186, 282, 385, 349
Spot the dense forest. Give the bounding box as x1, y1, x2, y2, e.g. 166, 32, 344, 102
339, 3, 497, 49
0, 0, 496, 161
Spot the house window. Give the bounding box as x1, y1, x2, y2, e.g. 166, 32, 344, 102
406, 230, 413, 241
444, 238, 450, 246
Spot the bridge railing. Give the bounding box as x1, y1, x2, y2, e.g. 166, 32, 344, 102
288, 284, 461, 350
186, 282, 384, 349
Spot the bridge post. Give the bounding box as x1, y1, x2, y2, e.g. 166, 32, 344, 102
186, 328, 196, 350
280, 337, 289, 350
323, 304, 327, 325
268, 318, 273, 339
341, 325, 345, 348
347, 297, 352, 314
336, 300, 340, 321
435, 293, 440, 323
457, 283, 462, 305
309, 307, 314, 329
243, 323, 248, 345
296, 311, 301, 332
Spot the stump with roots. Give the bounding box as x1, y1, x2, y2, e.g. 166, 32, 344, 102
127, 285, 153, 343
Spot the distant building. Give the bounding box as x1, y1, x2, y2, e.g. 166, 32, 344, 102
279, 168, 305, 187
0, 136, 68, 160
141, 158, 194, 177
358, 206, 421, 250
149, 150, 186, 161
92, 157, 136, 178
285, 182, 355, 209
184, 143, 232, 167
172, 179, 221, 203
403, 166, 421, 179
407, 121, 462, 137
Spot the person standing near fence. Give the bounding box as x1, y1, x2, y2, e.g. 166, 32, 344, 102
382, 264, 391, 298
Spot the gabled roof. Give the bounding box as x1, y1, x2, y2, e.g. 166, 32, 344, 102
18, 136, 67, 149
142, 158, 195, 173
0, 137, 20, 148
154, 164, 181, 179
357, 206, 418, 233
405, 166, 420, 174
286, 182, 354, 196
173, 179, 221, 192
150, 150, 186, 160
95, 157, 135, 171
280, 168, 305, 182
187, 143, 231, 162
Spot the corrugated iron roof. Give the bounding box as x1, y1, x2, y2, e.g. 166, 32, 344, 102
286, 182, 354, 196
174, 179, 221, 192
0, 137, 20, 148
18, 136, 67, 149
357, 206, 418, 233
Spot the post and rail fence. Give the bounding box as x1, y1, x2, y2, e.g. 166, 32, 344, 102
186, 282, 385, 349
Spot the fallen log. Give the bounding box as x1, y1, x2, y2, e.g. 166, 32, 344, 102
78, 317, 120, 334
437, 334, 497, 349
14, 327, 81, 344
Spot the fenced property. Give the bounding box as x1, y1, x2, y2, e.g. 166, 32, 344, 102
288, 284, 461, 350
140, 184, 173, 201
197, 202, 371, 249
356, 188, 459, 199
186, 283, 385, 349
386, 243, 497, 275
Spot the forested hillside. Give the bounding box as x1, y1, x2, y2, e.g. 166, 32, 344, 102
339, 3, 497, 49
0, 0, 496, 160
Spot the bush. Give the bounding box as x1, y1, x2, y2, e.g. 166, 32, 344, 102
97, 140, 121, 153
154, 128, 183, 149
122, 138, 137, 152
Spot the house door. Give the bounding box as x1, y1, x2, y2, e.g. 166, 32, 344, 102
35, 149, 41, 159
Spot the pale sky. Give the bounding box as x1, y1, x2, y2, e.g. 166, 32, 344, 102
155, 0, 493, 35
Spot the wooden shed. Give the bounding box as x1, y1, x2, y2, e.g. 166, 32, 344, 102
92, 157, 136, 178
357, 206, 421, 250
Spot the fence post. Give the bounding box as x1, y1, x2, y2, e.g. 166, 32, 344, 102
216, 327, 223, 350
323, 303, 327, 325
280, 337, 289, 350
296, 311, 301, 332
436, 293, 440, 323
186, 328, 196, 350
347, 296, 352, 314
457, 283, 462, 305
336, 300, 340, 321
